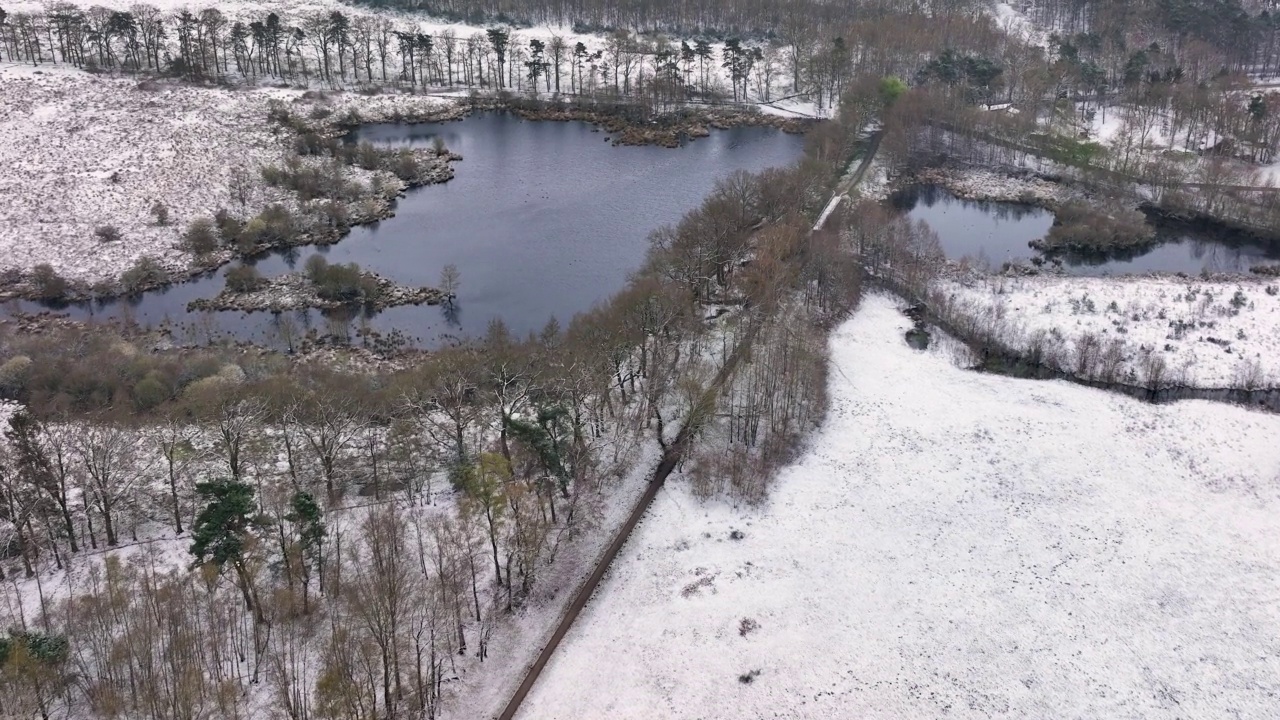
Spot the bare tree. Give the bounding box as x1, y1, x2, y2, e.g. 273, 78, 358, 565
75, 416, 151, 547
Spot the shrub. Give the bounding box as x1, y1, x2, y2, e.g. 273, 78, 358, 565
304, 253, 330, 283
182, 218, 219, 255
90, 278, 117, 298
150, 201, 170, 226
320, 200, 350, 227
1035, 202, 1155, 253
355, 141, 382, 170
264, 157, 352, 202
174, 356, 223, 390
224, 265, 265, 293
294, 131, 337, 156
261, 164, 287, 186
95, 225, 122, 243
213, 209, 244, 246
239, 204, 295, 250
132, 371, 170, 410
266, 103, 293, 126
120, 256, 165, 294
0, 355, 33, 397
304, 254, 382, 303
392, 150, 420, 181
432, 136, 448, 155
30, 263, 69, 300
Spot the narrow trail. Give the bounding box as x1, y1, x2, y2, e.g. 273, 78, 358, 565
494, 322, 761, 720
814, 131, 883, 231
494, 134, 881, 720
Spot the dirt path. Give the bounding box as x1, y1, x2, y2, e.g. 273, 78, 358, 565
813, 131, 883, 231
494, 323, 761, 720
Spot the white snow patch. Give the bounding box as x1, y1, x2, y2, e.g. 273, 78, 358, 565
992, 2, 1048, 48
1261, 158, 1280, 185
941, 274, 1280, 387
519, 293, 1280, 719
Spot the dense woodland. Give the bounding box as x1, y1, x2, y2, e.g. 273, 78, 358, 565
3, 0, 1278, 168
0, 1, 866, 106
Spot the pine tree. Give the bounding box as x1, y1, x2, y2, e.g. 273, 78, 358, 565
285, 489, 325, 611
486, 27, 510, 89
189, 477, 266, 622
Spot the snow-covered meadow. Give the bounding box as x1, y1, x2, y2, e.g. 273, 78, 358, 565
0, 62, 293, 281
0, 53, 483, 284
518, 293, 1280, 719
938, 273, 1280, 388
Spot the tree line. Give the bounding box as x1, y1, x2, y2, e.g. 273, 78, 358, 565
0, 0, 1025, 114
1022, 0, 1280, 75
0, 3, 859, 106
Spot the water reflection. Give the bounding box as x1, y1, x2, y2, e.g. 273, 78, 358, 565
895, 184, 1054, 268
900, 184, 1280, 275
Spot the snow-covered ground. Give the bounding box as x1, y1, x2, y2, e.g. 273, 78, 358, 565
1261, 158, 1280, 185
0, 62, 290, 281
919, 166, 1075, 205
939, 274, 1280, 388
992, 1, 1049, 49
518, 293, 1280, 719
0, 61, 464, 283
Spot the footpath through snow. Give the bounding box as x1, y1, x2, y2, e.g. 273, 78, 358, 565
517, 293, 1280, 719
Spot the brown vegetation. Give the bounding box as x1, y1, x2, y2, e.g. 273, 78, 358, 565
0, 70, 881, 719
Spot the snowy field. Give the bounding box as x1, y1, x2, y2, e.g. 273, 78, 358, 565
0, 62, 292, 281
0, 61, 463, 283
518, 293, 1280, 719
992, 1, 1049, 49
939, 274, 1280, 388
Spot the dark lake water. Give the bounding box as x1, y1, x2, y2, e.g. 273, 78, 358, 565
10, 113, 804, 347
898, 184, 1280, 275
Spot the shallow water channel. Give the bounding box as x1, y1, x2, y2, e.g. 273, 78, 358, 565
897, 184, 1280, 275
12, 112, 804, 347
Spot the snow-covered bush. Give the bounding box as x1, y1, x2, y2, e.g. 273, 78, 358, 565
94, 225, 122, 243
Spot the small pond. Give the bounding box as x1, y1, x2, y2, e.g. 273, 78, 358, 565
8, 112, 804, 347
896, 184, 1280, 275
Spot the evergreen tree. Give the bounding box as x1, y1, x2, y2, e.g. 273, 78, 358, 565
0, 629, 70, 720
189, 477, 266, 622
285, 489, 325, 611
486, 26, 510, 88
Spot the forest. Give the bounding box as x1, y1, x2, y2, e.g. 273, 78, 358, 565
0, 69, 897, 717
